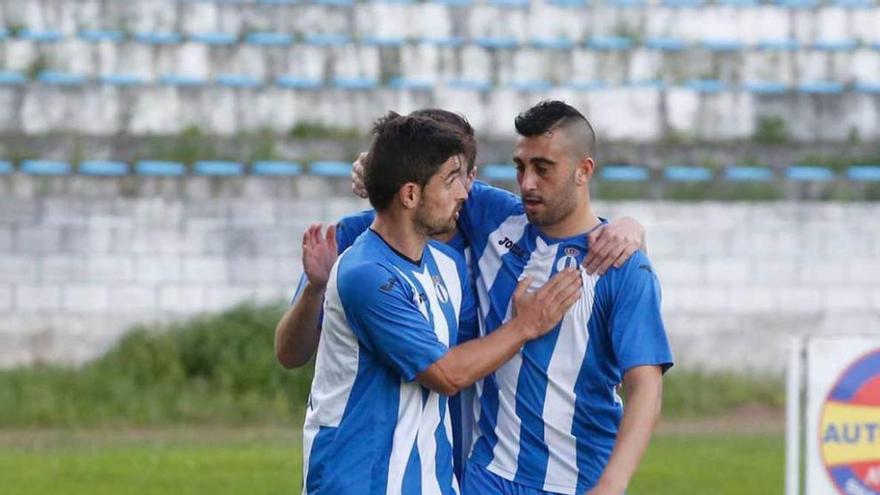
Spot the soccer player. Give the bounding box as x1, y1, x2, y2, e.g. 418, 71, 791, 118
301, 112, 584, 494
458, 101, 673, 495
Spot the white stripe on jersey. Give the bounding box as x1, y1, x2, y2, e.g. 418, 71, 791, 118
429, 246, 464, 321
542, 269, 599, 492
476, 214, 529, 320
416, 392, 444, 495
488, 237, 560, 479
387, 382, 423, 495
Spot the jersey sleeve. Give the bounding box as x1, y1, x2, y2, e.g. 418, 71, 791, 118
339, 262, 449, 381
457, 180, 522, 244
606, 251, 674, 374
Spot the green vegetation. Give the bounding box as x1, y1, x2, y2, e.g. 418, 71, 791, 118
288, 122, 361, 140
662, 370, 784, 418
753, 115, 790, 146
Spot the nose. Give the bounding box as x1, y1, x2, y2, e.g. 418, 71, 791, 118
453, 174, 468, 201
518, 167, 537, 193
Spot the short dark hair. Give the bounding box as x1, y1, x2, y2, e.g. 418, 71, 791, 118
409, 108, 477, 172
364, 111, 466, 212
514, 100, 596, 157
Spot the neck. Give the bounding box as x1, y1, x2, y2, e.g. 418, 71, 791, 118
539, 198, 601, 239
371, 210, 428, 263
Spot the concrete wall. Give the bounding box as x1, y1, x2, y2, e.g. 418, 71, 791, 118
2, 173, 879, 372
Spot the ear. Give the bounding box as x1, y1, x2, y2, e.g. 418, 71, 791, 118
398, 182, 421, 210
575, 157, 595, 186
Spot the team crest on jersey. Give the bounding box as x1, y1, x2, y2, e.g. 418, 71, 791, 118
556, 246, 581, 272
819, 348, 880, 495
432, 276, 450, 304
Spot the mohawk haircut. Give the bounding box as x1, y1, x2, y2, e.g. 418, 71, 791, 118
514, 100, 597, 158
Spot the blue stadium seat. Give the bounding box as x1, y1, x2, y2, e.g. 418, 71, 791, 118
475, 37, 519, 50
448, 79, 492, 91
18, 29, 64, 43
37, 71, 86, 86
333, 77, 378, 90
701, 39, 743, 52
363, 36, 406, 47
252, 161, 303, 176
309, 161, 351, 177
601, 165, 649, 182
628, 80, 666, 90
488, 0, 529, 6
854, 81, 880, 94
100, 74, 147, 86
388, 77, 434, 91
508, 80, 552, 92
215, 74, 262, 88
609, 0, 647, 7
79, 160, 129, 176
0, 71, 27, 85
566, 80, 608, 91
797, 81, 844, 94
311, 0, 355, 5
304, 33, 349, 46
133, 32, 182, 45
547, 0, 590, 6
813, 39, 858, 51
194, 160, 244, 176
245, 32, 293, 46
832, 0, 873, 7
744, 81, 788, 94
664, 166, 713, 182
0, 28, 7, 40
481, 164, 517, 181
848, 165, 880, 181
136, 160, 186, 176
774, 0, 819, 7
79, 30, 125, 42
724, 166, 774, 182
588, 36, 634, 51
0, 161, 13, 174
422, 36, 465, 47
160, 74, 206, 87
645, 37, 686, 51
530, 37, 575, 50
758, 39, 800, 51
432, 0, 474, 5
662, 0, 705, 6
368, 0, 414, 4
21, 160, 72, 175
685, 79, 725, 93
786, 166, 833, 181
258, 0, 300, 4
276, 75, 323, 90
190, 32, 238, 45
717, 0, 758, 5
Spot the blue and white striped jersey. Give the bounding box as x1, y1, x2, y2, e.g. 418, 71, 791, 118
302, 229, 477, 495
458, 182, 674, 494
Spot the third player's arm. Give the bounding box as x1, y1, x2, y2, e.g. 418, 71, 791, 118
417, 268, 583, 396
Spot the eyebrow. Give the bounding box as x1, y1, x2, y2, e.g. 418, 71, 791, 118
512, 156, 556, 166
446, 162, 462, 179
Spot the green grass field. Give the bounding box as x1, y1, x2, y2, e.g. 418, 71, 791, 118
0, 428, 783, 495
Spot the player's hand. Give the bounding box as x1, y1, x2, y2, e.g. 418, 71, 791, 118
511, 268, 582, 340
302, 223, 338, 290
583, 217, 644, 275
351, 152, 368, 199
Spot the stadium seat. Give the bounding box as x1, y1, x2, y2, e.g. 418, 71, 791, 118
304, 33, 349, 46
797, 81, 844, 95
628, 80, 666, 90
133, 32, 182, 45
245, 32, 293, 46
37, 71, 86, 86
588, 36, 634, 51
422, 36, 465, 47
662, 0, 705, 7
189, 32, 238, 45
18, 29, 64, 43
645, 37, 686, 51
309, 161, 351, 177
0, 71, 27, 85
685, 79, 725, 93
724, 166, 774, 182
744, 81, 788, 94
432, 0, 474, 6
194, 161, 245, 176
757, 39, 800, 51
547, 0, 590, 7
135, 160, 186, 176
0, 161, 13, 174
854, 82, 880, 94
717, 0, 758, 5
79, 30, 125, 42
786, 166, 833, 181
363, 36, 406, 47
832, 0, 873, 7
252, 161, 303, 176
530, 37, 575, 50
701, 39, 743, 52
160, 74, 207, 87
388, 77, 434, 91
601, 165, 649, 182
847, 165, 880, 181
21, 160, 72, 175
664, 166, 713, 182
481, 164, 517, 181
257, 0, 300, 4
79, 160, 129, 176
773, 0, 819, 7
566, 80, 608, 91
311, 0, 355, 6
276, 75, 323, 90
448, 79, 492, 91
812, 40, 858, 51
333, 77, 378, 90
0, 28, 7, 40
100, 74, 147, 86
215, 74, 262, 88
488, 0, 529, 6
508, 80, 552, 92
609, 0, 647, 7
475, 37, 519, 50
